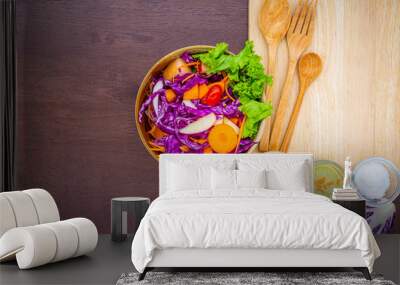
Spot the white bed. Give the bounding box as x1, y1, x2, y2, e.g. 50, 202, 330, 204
131, 154, 380, 280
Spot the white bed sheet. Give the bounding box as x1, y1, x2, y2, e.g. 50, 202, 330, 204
131, 189, 380, 273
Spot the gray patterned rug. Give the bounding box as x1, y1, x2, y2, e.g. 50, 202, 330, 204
116, 272, 396, 285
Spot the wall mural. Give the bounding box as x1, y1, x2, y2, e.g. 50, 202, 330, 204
136, 0, 400, 235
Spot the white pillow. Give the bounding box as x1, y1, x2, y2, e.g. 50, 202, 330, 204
167, 163, 211, 191
236, 169, 267, 189
211, 168, 237, 190
211, 169, 267, 190
166, 158, 237, 192
237, 159, 308, 191
265, 163, 307, 191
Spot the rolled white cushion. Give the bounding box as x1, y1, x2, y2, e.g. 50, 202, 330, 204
0, 218, 98, 269
0, 195, 17, 237
64, 218, 98, 257
42, 221, 79, 262
0, 192, 39, 227
0, 226, 57, 269
23, 189, 60, 223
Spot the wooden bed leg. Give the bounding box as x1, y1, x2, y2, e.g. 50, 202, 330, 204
354, 267, 371, 280
138, 268, 148, 281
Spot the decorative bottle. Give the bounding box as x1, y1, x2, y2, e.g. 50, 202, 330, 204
343, 156, 353, 190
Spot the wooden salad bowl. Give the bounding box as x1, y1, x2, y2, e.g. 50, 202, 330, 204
135, 45, 234, 160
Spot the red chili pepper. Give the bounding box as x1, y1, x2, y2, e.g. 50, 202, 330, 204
201, 85, 222, 106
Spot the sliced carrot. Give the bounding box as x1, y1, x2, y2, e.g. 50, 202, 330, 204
179, 145, 190, 152
150, 146, 165, 152
145, 103, 155, 121
203, 146, 213, 154
181, 73, 195, 83
190, 137, 207, 144
226, 93, 235, 102
225, 84, 236, 102
194, 62, 202, 73
148, 125, 167, 139
230, 117, 239, 125
148, 141, 164, 149
198, 84, 209, 99
234, 116, 246, 153
149, 143, 165, 152
185, 62, 199, 67
208, 124, 238, 153
165, 89, 177, 102
183, 84, 199, 100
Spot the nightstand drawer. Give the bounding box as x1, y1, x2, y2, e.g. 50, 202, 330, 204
333, 200, 365, 218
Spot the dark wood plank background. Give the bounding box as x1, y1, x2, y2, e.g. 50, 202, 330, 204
15, 0, 248, 233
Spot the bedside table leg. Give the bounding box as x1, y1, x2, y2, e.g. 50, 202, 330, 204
138, 268, 148, 281
354, 267, 371, 280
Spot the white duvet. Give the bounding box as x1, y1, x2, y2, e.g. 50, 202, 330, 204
131, 190, 380, 273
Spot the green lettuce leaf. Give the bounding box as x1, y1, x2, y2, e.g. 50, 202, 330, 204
194, 40, 273, 138
239, 99, 273, 138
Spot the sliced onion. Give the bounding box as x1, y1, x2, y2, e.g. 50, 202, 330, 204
179, 113, 216, 135
152, 94, 160, 117
182, 100, 197, 109
152, 79, 164, 93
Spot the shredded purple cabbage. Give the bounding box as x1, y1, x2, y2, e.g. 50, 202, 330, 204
236, 138, 255, 153
165, 74, 208, 95
139, 52, 255, 154
138, 91, 164, 123
180, 52, 196, 63
206, 73, 224, 83
164, 135, 181, 153
175, 131, 208, 151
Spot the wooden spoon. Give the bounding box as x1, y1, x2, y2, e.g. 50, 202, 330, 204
257, 0, 291, 152
269, 0, 317, 151
280, 52, 322, 152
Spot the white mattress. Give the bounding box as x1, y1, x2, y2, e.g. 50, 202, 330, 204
148, 248, 365, 268
131, 190, 380, 273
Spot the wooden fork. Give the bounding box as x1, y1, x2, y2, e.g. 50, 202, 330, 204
269, 0, 317, 151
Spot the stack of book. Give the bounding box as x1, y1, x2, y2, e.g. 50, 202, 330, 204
332, 188, 360, 200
